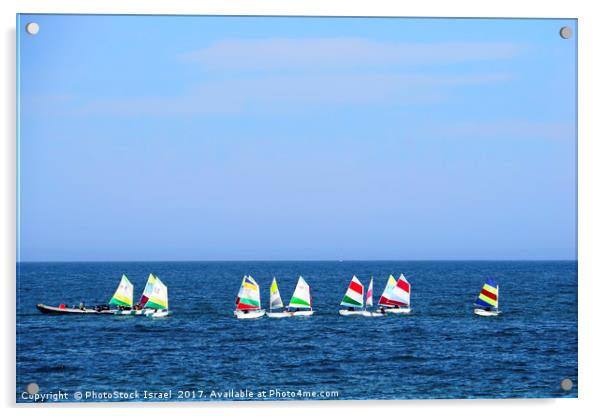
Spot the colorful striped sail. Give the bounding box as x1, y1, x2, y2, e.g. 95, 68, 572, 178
235, 275, 246, 306
378, 275, 398, 306
235, 275, 261, 310
475, 279, 499, 310
138, 273, 156, 307
288, 276, 312, 309
270, 277, 284, 310
389, 273, 411, 306
109, 274, 134, 307
341, 276, 364, 308
145, 276, 168, 310
366, 277, 374, 308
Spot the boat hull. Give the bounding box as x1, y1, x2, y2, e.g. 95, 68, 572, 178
385, 307, 412, 315
290, 310, 314, 317
234, 309, 265, 319
150, 309, 170, 318
266, 311, 292, 318
362, 310, 386, 317
339, 309, 364, 316
133, 309, 153, 315
474, 308, 499, 317
36, 304, 115, 315
115, 310, 134, 315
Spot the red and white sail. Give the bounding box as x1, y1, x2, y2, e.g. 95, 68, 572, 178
340, 275, 364, 308
366, 277, 374, 308
389, 273, 411, 306
378, 275, 398, 306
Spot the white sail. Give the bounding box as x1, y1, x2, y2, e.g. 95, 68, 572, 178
270, 277, 284, 310
366, 277, 374, 308
288, 276, 312, 309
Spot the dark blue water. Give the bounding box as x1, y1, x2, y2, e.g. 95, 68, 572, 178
16, 261, 577, 402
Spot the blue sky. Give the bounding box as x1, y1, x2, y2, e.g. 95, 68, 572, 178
17, 15, 577, 261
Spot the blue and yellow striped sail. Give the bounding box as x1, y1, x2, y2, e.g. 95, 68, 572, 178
475, 279, 499, 309
243, 276, 259, 291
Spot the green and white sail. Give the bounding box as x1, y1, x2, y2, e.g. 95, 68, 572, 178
288, 276, 312, 309
340, 275, 364, 308
109, 274, 134, 307
145, 275, 168, 310
270, 277, 284, 310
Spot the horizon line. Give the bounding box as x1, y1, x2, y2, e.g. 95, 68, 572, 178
16, 258, 578, 263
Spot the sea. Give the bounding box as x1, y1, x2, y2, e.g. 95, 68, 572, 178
16, 260, 577, 402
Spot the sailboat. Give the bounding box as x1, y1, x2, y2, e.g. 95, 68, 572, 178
362, 277, 385, 317
266, 277, 290, 318
474, 279, 500, 316
143, 275, 170, 318
287, 276, 314, 317
132, 273, 156, 315
234, 275, 265, 319
109, 274, 134, 315
385, 273, 412, 314
375, 274, 411, 314
375, 274, 397, 314
339, 275, 365, 316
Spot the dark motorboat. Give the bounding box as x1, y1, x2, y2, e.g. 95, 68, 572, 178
36, 303, 115, 315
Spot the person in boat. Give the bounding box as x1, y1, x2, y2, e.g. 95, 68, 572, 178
379, 306, 386, 314
485, 307, 491, 311
243, 310, 249, 314
79, 302, 85, 311
347, 307, 353, 311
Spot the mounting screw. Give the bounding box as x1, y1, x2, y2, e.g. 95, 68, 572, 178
26, 383, 39, 394
25, 22, 40, 35
560, 378, 573, 391
559, 26, 572, 39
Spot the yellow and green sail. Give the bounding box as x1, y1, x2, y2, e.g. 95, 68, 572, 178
109, 274, 134, 307
145, 276, 169, 310
270, 277, 284, 310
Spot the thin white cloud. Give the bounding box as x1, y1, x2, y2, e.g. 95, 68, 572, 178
417, 121, 575, 141
182, 38, 524, 70
67, 71, 513, 117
